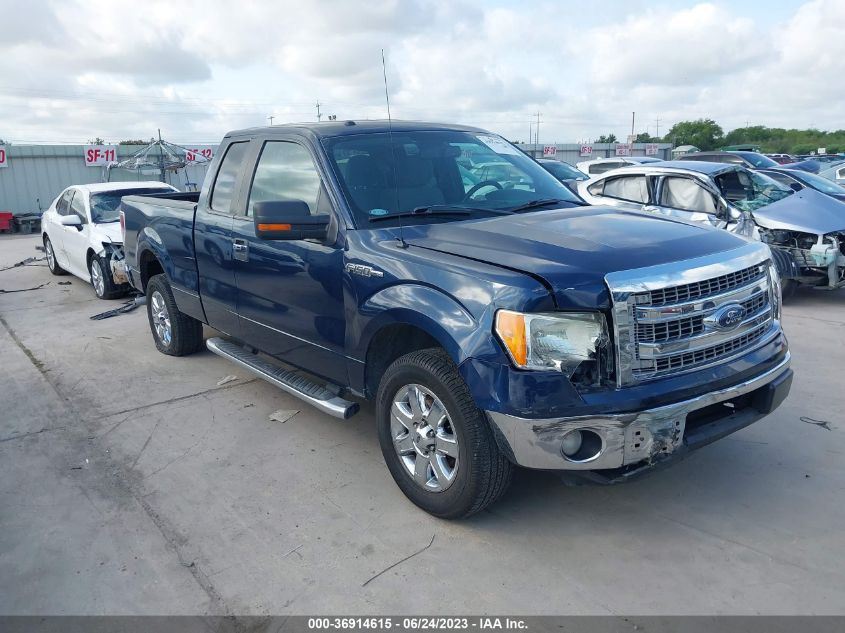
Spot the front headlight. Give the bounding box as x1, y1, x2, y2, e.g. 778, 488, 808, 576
494, 310, 610, 375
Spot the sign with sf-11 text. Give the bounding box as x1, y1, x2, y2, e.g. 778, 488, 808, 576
85, 145, 117, 166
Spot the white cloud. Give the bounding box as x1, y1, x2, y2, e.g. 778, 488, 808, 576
0, 0, 843, 144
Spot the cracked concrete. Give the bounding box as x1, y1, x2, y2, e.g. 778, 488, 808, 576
1, 233, 845, 615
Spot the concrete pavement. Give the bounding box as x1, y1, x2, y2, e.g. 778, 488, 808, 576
1, 233, 843, 615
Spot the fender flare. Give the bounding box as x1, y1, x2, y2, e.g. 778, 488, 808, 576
353, 284, 482, 366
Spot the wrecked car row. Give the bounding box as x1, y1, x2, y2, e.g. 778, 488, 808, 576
577, 161, 845, 296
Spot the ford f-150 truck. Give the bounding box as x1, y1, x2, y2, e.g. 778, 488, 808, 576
119, 121, 793, 518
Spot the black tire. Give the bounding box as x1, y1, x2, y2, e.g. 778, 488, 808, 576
146, 273, 205, 356
781, 279, 798, 303
43, 235, 68, 276
89, 255, 126, 300
376, 348, 513, 519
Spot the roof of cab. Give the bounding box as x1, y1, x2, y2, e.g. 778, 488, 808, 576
224, 120, 487, 140
71, 181, 175, 194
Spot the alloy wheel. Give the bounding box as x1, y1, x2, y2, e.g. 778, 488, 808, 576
150, 291, 172, 346
90, 259, 105, 296
390, 384, 459, 492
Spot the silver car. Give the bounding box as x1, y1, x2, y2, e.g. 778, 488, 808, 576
577, 161, 845, 296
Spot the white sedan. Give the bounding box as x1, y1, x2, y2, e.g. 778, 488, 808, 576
41, 181, 176, 299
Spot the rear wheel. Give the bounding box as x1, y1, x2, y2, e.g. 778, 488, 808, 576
89, 255, 125, 300
146, 274, 204, 356
44, 235, 67, 276
376, 348, 513, 519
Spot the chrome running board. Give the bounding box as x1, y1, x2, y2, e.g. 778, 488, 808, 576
206, 337, 359, 419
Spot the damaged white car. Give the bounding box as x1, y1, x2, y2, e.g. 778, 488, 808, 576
41, 182, 176, 299
577, 161, 845, 298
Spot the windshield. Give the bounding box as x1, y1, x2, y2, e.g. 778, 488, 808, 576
90, 188, 174, 222
716, 169, 793, 212
738, 152, 779, 168
541, 161, 588, 181
797, 170, 845, 195
324, 130, 582, 226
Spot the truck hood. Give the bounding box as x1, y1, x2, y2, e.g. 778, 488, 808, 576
752, 188, 845, 235
402, 207, 747, 309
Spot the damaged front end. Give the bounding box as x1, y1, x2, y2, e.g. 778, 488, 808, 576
100, 241, 129, 285
760, 228, 845, 289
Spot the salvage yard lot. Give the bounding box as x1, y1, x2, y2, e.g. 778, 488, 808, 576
1, 233, 844, 615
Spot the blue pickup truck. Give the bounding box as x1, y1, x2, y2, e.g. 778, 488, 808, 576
119, 121, 792, 518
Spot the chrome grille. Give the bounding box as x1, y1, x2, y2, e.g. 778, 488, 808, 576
646, 264, 765, 306
635, 290, 770, 344
605, 243, 781, 387
651, 323, 769, 373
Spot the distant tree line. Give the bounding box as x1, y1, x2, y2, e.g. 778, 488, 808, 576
588, 119, 844, 154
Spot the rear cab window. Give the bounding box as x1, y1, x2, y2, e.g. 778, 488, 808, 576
210, 141, 250, 214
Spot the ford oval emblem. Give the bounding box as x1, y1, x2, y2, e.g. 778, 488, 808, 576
706, 303, 745, 331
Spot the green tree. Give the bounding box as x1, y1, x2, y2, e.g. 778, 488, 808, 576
634, 132, 657, 143
596, 133, 617, 143
664, 119, 724, 150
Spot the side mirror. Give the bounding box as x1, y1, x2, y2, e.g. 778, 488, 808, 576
59, 215, 82, 229
253, 200, 329, 241
789, 182, 803, 192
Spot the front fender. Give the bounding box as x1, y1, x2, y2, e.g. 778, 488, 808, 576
353, 283, 492, 366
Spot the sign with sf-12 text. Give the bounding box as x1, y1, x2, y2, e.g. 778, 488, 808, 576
85, 145, 117, 166
184, 146, 214, 164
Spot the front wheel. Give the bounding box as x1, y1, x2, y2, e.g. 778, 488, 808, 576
376, 348, 513, 519
146, 274, 205, 356
89, 255, 125, 300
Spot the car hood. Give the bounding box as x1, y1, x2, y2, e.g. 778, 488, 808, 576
402, 207, 748, 309
752, 188, 845, 235
91, 221, 123, 244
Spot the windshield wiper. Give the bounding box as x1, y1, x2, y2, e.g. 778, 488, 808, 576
368, 205, 508, 223
505, 198, 569, 213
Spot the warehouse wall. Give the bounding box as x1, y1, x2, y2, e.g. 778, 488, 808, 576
0, 144, 216, 216
520, 143, 673, 164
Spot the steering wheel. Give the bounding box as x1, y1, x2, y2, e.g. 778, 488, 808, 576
463, 180, 503, 201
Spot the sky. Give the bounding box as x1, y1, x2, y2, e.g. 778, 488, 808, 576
0, 0, 842, 145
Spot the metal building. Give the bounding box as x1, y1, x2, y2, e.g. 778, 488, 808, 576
0, 144, 216, 216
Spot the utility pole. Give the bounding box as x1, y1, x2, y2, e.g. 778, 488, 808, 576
316, 101, 322, 122
535, 112, 541, 157
631, 112, 635, 140
268, 115, 275, 126
654, 117, 661, 139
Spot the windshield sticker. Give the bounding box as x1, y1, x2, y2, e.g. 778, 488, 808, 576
475, 135, 522, 156
369, 208, 389, 216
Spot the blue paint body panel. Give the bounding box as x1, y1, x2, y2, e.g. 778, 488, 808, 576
120, 123, 788, 423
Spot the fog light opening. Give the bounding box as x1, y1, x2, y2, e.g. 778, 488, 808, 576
560, 429, 603, 463
561, 430, 583, 457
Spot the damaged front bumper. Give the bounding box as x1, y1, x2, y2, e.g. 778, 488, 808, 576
486, 352, 792, 479
105, 244, 129, 285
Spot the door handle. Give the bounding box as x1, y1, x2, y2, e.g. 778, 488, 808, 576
232, 239, 249, 261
